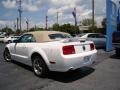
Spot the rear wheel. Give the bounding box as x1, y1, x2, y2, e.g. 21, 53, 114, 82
32, 55, 49, 77
115, 48, 120, 57
4, 49, 12, 62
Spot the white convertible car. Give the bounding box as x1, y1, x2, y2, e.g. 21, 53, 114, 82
4, 31, 97, 77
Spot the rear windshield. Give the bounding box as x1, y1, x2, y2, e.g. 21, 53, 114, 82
49, 33, 72, 39
77, 34, 86, 37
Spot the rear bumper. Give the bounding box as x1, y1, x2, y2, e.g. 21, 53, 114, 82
49, 50, 97, 72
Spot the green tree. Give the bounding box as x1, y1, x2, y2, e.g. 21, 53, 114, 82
52, 23, 60, 31
29, 27, 35, 32
102, 18, 106, 29
29, 27, 44, 32
55, 23, 80, 35
100, 18, 106, 34
15, 29, 21, 35
80, 18, 98, 33
88, 26, 98, 33
1, 27, 14, 35
80, 18, 96, 26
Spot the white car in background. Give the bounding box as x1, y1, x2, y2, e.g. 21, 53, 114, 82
4, 31, 97, 77
3, 36, 20, 43
77, 33, 106, 48
0, 35, 5, 42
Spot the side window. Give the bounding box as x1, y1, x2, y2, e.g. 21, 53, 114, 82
31, 36, 36, 42
88, 34, 96, 38
18, 34, 36, 43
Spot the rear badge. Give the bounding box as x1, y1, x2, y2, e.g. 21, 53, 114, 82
83, 45, 86, 51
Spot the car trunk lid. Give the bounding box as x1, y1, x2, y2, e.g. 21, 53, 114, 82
61, 38, 95, 55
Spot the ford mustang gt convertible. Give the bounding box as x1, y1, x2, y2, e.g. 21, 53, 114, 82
4, 31, 97, 77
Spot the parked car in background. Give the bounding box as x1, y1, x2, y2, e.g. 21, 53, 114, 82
0, 35, 5, 42
77, 33, 106, 48
3, 36, 20, 43
112, 31, 120, 56
0, 32, 6, 36
4, 31, 97, 77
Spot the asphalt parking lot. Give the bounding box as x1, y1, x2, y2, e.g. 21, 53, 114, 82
0, 43, 120, 90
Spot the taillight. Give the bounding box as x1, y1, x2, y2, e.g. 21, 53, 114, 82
62, 45, 75, 55
90, 43, 95, 50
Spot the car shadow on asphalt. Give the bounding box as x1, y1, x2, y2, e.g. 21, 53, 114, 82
110, 54, 120, 59
96, 47, 106, 50
11, 60, 33, 72
47, 67, 95, 83
11, 60, 95, 83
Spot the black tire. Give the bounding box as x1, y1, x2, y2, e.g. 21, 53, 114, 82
3, 48, 12, 62
32, 55, 49, 77
115, 48, 120, 57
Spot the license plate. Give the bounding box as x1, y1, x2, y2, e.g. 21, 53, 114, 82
84, 56, 91, 63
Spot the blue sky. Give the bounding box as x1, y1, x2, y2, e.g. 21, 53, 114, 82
0, 0, 119, 30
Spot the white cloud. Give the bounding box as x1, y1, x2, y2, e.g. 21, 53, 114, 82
95, 16, 105, 28
1, 0, 119, 29
21, 0, 51, 12
0, 20, 15, 29
51, 0, 81, 6
81, 10, 92, 17
47, 8, 57, 16
22, 3, 39, 12
2, 0, 16, 9
2, 0, 43, 12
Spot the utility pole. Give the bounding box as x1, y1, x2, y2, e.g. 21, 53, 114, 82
0, 24, 1, 29
72, 8, 77, 34
26, 19, 29, 32
92, 0, 95, 28
34, 25, 37, 30
72, 8, 77, 27
14, 22, 16, 31
17, 17, 19, 30
18, 0, 22, 30
45, 15, 48, 30
57, 12, 59, 24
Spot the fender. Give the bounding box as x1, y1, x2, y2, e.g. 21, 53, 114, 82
28, 47, 50, 67
5, 44, 12, 54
